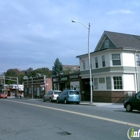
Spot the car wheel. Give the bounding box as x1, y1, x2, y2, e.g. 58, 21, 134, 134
56, 98, 59, 103
49, 98, 52, 102
126, 104, 132, 112
77, 102, 80, 104
64, 99, 67, 104
43, 98, 46, 102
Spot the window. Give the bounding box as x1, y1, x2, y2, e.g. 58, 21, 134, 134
136, 54, 140, 66
104, 40, 109, 48
34, 87, 36, 91
113, 76, 123, 89
95, 57, 98, 68
25, 88, 27, 92
83, 60, 86, 70
112, 54, 121, 65
29, 88, 32, 94
106, 77, 111, 89
69, 91, 79, 95
136, 92, 140, 100
99, 78, 105, 83
102, 55, 105, 67
94, 78, 98, 89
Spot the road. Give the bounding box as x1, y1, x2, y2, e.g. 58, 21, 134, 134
0, 98, 140, 140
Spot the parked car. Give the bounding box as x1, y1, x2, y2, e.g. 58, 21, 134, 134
43, 90, 61, 102
57, 90, 81, 104
0, 93, 7, 99
124, 91, 140, 112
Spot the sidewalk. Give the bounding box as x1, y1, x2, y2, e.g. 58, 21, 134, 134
80, 101, 123, 109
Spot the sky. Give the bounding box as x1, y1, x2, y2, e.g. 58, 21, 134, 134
0, 0, 140, 73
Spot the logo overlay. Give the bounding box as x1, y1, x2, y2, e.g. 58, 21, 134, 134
127, 127, 140, 140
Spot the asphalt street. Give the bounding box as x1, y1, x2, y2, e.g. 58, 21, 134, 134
0, 98, 140, 140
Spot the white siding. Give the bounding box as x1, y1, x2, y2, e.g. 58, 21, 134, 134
106, 52, 111, 67
123, 74, 135, 91
122, 53, 135, 67
92, 52, 110, 69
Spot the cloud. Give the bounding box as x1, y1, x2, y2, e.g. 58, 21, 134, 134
0, 0, 140, 72
107, 9, 135, 15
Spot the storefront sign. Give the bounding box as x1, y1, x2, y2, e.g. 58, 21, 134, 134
61, 77, 67, 81
70, 75, 79, 79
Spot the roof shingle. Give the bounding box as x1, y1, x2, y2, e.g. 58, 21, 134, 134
104, 31, 140, 50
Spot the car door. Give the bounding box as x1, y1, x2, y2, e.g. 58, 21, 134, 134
135, 92, 140, 110
63, 90, 68, 101
48, 91, 53, 99
59, 90, 67, 101
58, 91, 63, 101
46, 91, 51, 100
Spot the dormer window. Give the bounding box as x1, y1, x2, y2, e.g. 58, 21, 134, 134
104, 40, 109, 48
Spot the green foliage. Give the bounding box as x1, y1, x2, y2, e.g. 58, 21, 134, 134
5, 67, 52, 84
5, 69, 24, 84
26, 68, 52, 78
52, 58, 63, 75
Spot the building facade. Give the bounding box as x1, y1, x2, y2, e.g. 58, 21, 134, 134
77, 31, 140, 102
52, 72, 80, 90
23, 75, 52, 98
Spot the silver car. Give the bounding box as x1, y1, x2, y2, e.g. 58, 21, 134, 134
43, 90, 61, 102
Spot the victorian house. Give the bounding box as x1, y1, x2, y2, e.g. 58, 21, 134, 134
77, 31, 140, 102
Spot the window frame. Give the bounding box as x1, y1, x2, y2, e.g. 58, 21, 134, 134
112, 54, 121, 66
95, 57, 98, 68
94, 78, 98, 90
113, 76, 123, 89
102, 55, 105, 67
104, 40, 109, 48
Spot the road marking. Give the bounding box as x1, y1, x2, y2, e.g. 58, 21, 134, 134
3, 99, 140, 128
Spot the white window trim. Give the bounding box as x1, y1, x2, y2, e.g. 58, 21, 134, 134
112, 53, 121, 66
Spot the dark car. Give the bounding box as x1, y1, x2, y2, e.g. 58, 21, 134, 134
57, 90, 81, 104
124, 91, 140, 112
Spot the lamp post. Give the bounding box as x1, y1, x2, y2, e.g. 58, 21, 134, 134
0, 70, 5, 93
72, 20, 93, 104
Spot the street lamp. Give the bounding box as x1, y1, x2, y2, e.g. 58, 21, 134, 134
0, 70, 5, 92
72, 19, 93, 104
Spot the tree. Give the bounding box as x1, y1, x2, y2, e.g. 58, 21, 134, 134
5, 67, 52, 84
52, 58, 63, 75
5, 69, 24, 84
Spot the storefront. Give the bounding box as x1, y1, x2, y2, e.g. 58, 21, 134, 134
23, 75, 52, 98
52, 72, 81, 92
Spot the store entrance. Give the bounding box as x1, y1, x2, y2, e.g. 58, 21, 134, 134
59, 83, 65, 91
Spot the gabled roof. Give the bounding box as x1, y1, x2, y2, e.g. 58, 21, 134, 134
94, 31, 140, 52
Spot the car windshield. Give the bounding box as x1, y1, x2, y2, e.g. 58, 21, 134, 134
54, 91, 61, 95
69, 91, 79, 95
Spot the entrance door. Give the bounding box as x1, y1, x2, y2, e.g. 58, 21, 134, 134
59, 83, 65, 91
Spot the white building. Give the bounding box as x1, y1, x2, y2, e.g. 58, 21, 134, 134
77, 31, 140, 102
